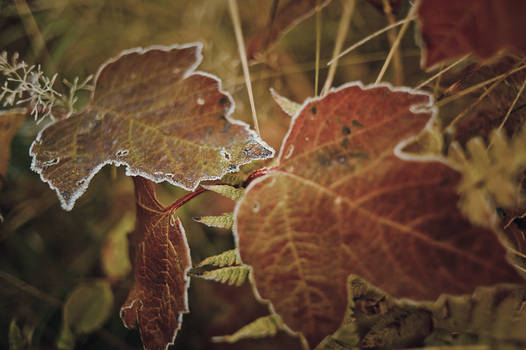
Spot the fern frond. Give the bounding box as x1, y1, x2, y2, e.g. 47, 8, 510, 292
199, 265, 250, 286
203, 184, 244, 201
193, 212, 233, 229
196, 249, 241, 268
212, 314, 284, 343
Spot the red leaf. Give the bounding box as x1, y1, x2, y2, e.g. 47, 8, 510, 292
30, 44, 273, 210
234, 83, 522, 347
247, 0, 332, 60
121, 177, 191, 350
417, 0, 526, 69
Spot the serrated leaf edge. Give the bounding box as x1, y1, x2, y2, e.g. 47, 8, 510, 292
29, 42, 275, 211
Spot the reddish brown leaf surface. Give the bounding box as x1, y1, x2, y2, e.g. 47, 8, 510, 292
30, 44, 273, 210
247, 0, 332, 60
234, 83, 522, 347
0, 109, 25, 176
417, 0, 526, 69
121, 177, 191, 350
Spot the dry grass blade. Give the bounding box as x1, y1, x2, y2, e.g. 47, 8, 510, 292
415, 55, 469, 90
321, 0, 355, 95
375, 5, 415, 83
228, 0, 260, 136
327, 17, 414, 66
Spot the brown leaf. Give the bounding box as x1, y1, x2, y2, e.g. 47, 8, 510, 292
0, 109, 25, 176
30, 44, 273, 210
234, 83, 522, 347
247, 0, 332, 60
120, 177, 191, 350
417, 0, 526, 69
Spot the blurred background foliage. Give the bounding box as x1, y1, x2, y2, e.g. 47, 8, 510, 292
0, 0, 455, 349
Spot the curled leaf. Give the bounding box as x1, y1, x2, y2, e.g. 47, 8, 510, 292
120, 177, 191, 350
30, 44, 273, 210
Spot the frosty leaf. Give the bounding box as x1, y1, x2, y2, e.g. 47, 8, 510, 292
193, 212, 234, 229
247, 0, 332, 59
30, 44, 274, 210
202, 184, 244, 201
0, 109, 25, 176
417, 0, 526, 69
212, 314, 285, 343
235, 83, 522, 347
194, 265, 250, 286
120, 177, 191, 350
425, 284, 526, 347
63, 280, 113, 335
271, 88, 301, 117
195, 249, 241, 268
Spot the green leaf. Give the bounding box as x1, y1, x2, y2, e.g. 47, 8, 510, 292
212, 314, 285, 343
193, 212, 233, 229
63, 279, 113, 335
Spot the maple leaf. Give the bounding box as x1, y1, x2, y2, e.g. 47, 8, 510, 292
0, 109, 25, 176
234, 83, 522, 347
120, 177, 191, 350
417, 0, 526, 69
247, 0, 332, 60
29, 43, 273, 210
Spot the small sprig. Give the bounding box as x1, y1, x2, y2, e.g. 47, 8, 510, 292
0, 51, 92, 122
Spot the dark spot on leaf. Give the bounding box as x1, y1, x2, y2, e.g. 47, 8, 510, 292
311, 106, 317, 114
318, 154, 331, 167
342, 125, 351, 135
228, 165, 237, 171
219, 96, 229, 105
341, 138, 349, 149
352, 120, 363, 128
496, 207, 506, 218
219, 115, 227, 120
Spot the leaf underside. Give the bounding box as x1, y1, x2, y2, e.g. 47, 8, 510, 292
235, 83, 522, 347
30, 44, 273, 210
120, 177, 191, 350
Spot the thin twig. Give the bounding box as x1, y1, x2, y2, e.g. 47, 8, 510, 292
228, 0, 260, 136
321, 0, 355, 95
497, 78, 526, 133
314, 0, 322, 96
381, 0, 403, 85
415, 55, 469, 90
446, 77, 506, 130
375, 5, 415, 84
436, 64, 526, 108
327, 17, 414, 66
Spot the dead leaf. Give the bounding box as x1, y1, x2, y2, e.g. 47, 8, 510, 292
234, 83, 522, 347
0, 109, 25, 176
247, 0, 332, 60
120, 177, 191, 350
30, 44, 273, 210
417, 0, 526, 69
